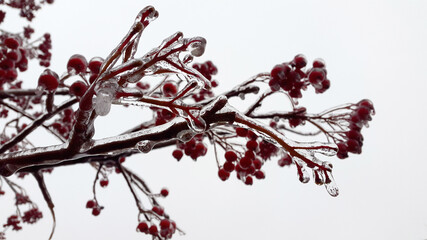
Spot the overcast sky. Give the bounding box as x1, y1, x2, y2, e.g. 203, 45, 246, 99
1, 0, 427, 239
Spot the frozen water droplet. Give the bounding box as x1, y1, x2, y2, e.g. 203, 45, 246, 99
177, 129, 195, 143
324, 171, 339, 197
238, 93, 245, 100
136, 140, 155, 153
188, 37, 206, 57
295, 160, 310, 184
94, 92, 112, 116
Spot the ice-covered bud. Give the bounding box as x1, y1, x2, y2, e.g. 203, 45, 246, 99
94, 79, 119, 116
188, 37, 206, 57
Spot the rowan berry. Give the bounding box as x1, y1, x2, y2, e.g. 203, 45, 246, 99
172, 149, 183, 161
38, 69, 59, 91
137, 221, 149, 233
160, 188, 169, 197
224, 151, 237, 162
67, 54, 87, 74
69, 81, 88, 97
218, 168, 230, 181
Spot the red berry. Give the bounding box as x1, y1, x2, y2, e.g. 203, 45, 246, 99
67, 54, 87, 74
86, 200, 96, 208
6, 50, 21, 62
253, 158, 262, 169
152, 206, 164, 216
308, 68, 326, 85
235, 127, 247, 137
38, 69, 59, 91
245, 176, 253, 185
137, 221, 149, 233
88, 57, 103, 74
346, 139, 361, 154
312, 58, 326, 68
336, 142, 348, 159
4, 37, 20, 49
239, 157, 252, 169
149, 225, 158, 235
223, 161, 235, 172
172, 149, 183, 161
69, 81, 88, 97
160, 188, 169, 197
218, 168, 230, 181
162, 82, 178, 97
224, 151, 237, 162
159, 219, 171, 229
92, 207, 101, 216
246, 140, 258, 151
100, 179, 109, 187
278, 154, 293, 167
254, 170, 265, 179
356, 107, 371, 121
293, 54, 307, 68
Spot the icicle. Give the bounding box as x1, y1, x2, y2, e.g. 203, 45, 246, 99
294, 158, 310, 183
313, 169, 324, 185
324, 170, 339, 197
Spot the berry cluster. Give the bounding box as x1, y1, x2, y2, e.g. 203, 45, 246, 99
0, 36, 28, 89
50, 108, 76, 139
336, 99, 374, 159
173, 134, 207, 161
3, 215, 21, 231
37, 33, 52, 67
137, 218, 177, 239
191, 61, 218, 101
218, 127, 279, 184
1, 0, 54, 21
85, 199, 103, 216
21, 208, 42, 224
269, 54, 330, 98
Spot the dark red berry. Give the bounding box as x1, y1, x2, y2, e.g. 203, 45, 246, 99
67, 54, 87, 74
278, 154, 293, 167
160, 188, 169, 197
224, 151, 237, 162
235, 127, 248, 137
246, 140, 258, 151
100, 179, 109, 187
254, 170, 265, 179
223, 161, 235, 172
92, 207, 101, 216
293, 54, 307, 68
218, 168, 230, 181
312, 58, 326, 68
88, 57, 103, 74
162, 82, 178, 97
149, 225, 158, 235
239, 157, 252, 169
4, 37, 20, 49
69, 81, 88, 97
38, 69, 59, 91
86, 200, 96, 208
159, 219, 171, 229
137, 221, 149, 233
336, 142, 348, 159
172, 149, 183, 161
245, 176, 253, 185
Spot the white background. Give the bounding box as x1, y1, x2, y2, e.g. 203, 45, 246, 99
1, 0, 427, 239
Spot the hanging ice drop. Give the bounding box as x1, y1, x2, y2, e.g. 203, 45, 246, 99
136, 140, 155, 153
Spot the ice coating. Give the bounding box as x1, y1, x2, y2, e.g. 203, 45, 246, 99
177, 129, 196, 143
294, 158, 310, 183
94, 79, 119, 116
187, 116, 206, 133
136, 140, 155, 153
187, 37, 206, 57
134, 6, 159, 24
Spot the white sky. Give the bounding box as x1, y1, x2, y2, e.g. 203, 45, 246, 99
1, 0, 427, 239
